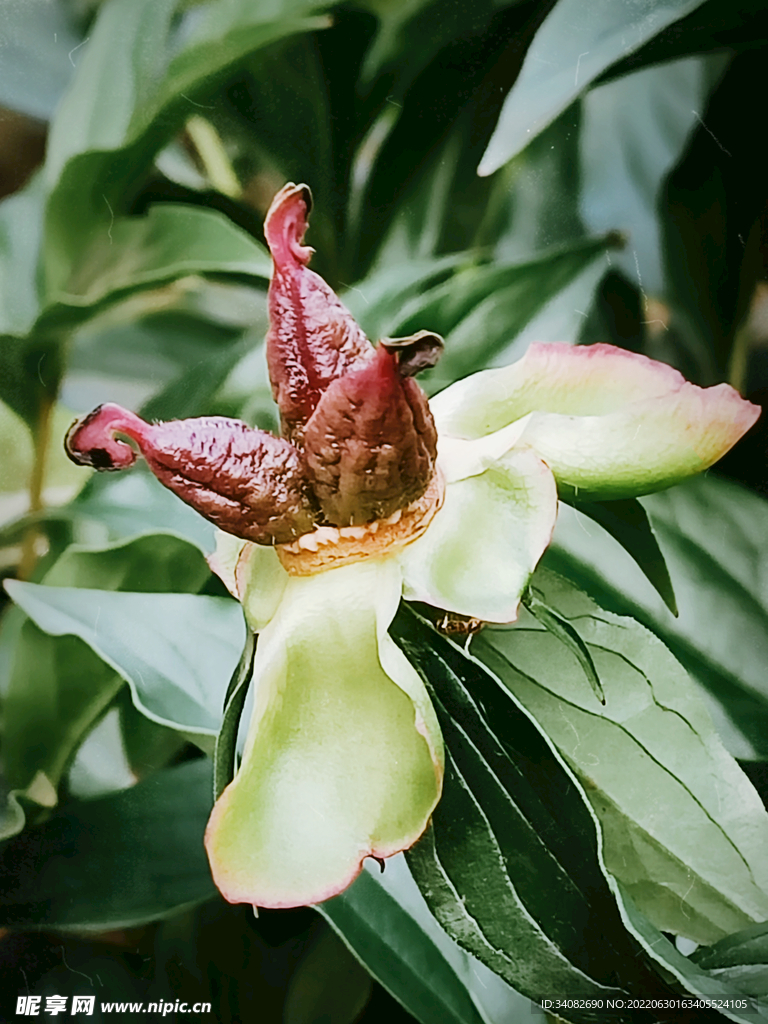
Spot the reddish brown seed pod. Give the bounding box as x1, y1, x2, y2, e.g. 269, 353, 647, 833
302, 335, 442, 526
64, 187, 446, 547
65, 404, 318, 544
265, 183, 372, 441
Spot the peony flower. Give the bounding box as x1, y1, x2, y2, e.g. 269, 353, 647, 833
65, 183, 759, 909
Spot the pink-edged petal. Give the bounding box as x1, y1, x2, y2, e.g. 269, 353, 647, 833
518, 385, 759, 500
204, 558, 443, 908
401, 446, 558, 623
430, 343, 759, 500
431, 342, 756, 431
430, 342, 689, 436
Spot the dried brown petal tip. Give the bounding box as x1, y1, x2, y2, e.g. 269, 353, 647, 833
380, 331, 444, 377
303, 344, 439, 527
265, 183, 371, 440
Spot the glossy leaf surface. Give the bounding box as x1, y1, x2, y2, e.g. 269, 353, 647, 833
5, 582, 244, 740
0, 760, 216, 929
547, 475, 768, 760
567, 496, 677, 615
479, 0, 709, 175
477, 570, 768, 943
391, 606, 666, 1011
43, 0, 330, 291
320, 862, 491, 1024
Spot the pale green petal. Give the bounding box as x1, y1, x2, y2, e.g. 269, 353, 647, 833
205, 558, 443, 908
237, 543, 288, 632
436, 420, 530, 484
431, 343, 759, 500
207, 530, 246, 598
208, 535, 287, 630
401, 447, 558, 623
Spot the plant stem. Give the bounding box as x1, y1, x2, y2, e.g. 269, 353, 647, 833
727, 323, 750, 396
186, 115, 241, 199
17, 393, 54, 581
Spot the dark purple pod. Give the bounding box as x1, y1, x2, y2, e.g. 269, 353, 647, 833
302, 335, 442, 526
265, 183, 372, 441
65, 404, 318, 544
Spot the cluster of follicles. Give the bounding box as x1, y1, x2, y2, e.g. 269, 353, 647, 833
65, 184, 444, 570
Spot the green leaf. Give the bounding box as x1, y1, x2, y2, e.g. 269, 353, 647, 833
3, 191, 268, 434
547, 474, 768, 760
614, 885, 768, 1020
42, 204, 271, 328
479, 0, 709, 175
0, 337, 46, 431
42, 533, 211, 594
153, 1, 330, 140
220, 31, 337, 270
659, 52, 764, 382
0, 759, 216, 929
0, 183, 55, 431
523, 588, 605, 703
213, 631, 255, 800
43, 0, 330, 293
4, 582, 244, 740
579, 55, 726, 296
359, 0, 502, 92
476, 569, 768, 944
0, 607, 54, 841
0, 533, 212, 826
713, 967, 768, 1001
139, 329, 255, 422
409, 803, 623, 1009
688, 924, 768, 1000
1, 622, 122, 799
44, 0, 178, 188
0, 775, 38, 843
391, 238, 610, 390
66, 290, 259, 397
493, 104, 586, 261
568, 497, 677, 615
0, 177, 44, 339
343, 254, 468, 342
492, 262, 608, 368
693, 921, 768, 971
595, 0, 768, 85
367, 128, 469, 271
351, 3, 546, 274
0, 404, 85, 528
70, 464, 216, 551
320, 862, 494, 1024
0, 0, 80, 121
0, 398, 39, 501
118, 691, 187, 780
392, 607, 664, 1008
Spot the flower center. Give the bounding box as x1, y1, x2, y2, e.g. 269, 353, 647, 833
275, 470, 444, 575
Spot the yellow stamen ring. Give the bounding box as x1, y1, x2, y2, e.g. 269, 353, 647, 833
276, 472, 444, 576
